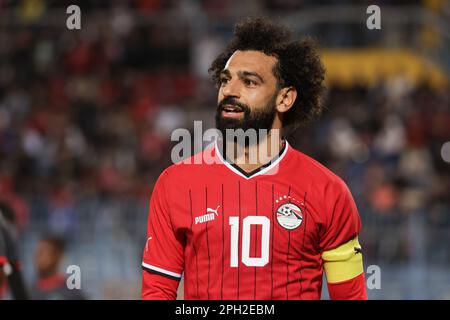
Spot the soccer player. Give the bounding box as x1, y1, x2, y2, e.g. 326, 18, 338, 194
142, 17, 367, 300
0, 228, 6, 288
0, 201, 29, 299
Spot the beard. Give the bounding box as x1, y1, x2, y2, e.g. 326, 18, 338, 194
215, 94, 277, 144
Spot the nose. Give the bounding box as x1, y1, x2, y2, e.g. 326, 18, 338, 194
220, 78, 241, 99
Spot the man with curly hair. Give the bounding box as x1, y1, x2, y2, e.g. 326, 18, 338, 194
142, 17, 367, 300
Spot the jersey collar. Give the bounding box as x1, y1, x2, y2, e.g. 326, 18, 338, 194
214, 139, 290, 180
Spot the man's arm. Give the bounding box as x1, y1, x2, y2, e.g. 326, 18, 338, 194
142, 270, 179, 300
322, 237, 367, 300
141, 169, 184, 300
320, 178, 367, 300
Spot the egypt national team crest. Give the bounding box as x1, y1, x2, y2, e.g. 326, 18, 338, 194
276, 203, 303, 230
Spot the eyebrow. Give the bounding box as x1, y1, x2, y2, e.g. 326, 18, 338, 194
220, 69, 265, 83
239, 71, 264, 83
220, 70, 231, 78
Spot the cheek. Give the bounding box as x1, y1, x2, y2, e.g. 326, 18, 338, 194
217, 90, 224, 103
245, 89, 273, 109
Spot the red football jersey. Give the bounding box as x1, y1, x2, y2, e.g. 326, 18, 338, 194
142, 141, 363, 299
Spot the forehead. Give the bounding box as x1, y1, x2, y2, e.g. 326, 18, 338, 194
37, 240, 57, 250
37, 240, 51, 247
223, 50, 278, 77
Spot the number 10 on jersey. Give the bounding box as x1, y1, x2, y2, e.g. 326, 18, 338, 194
229, 216, 270, 267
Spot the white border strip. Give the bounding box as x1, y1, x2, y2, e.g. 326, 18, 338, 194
214, 140, 290, 180
142, 262, 182, 279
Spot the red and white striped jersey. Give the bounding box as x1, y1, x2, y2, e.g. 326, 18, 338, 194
142, 141, 363, 299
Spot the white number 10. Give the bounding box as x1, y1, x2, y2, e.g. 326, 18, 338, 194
229, 216, 270, 267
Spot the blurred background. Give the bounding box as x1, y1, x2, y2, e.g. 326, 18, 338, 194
0, 0, 448, 299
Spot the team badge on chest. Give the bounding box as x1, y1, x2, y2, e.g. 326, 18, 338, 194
276, 202, 303, 230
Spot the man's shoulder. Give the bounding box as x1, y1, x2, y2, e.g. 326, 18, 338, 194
158, 146, 217, 181
288, 146, 348, 190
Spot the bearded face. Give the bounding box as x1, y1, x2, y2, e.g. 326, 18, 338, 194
215, 93, 277, 138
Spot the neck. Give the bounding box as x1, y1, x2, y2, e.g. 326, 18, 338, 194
225, 129, 284, 173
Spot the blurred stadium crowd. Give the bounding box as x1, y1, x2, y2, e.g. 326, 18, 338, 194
0, 0, 449, 299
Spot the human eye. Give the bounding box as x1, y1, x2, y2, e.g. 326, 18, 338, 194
219, 75, 229, 86
243, 78, 257, 87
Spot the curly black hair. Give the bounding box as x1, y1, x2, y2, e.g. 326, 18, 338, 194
209, 17, 326, 130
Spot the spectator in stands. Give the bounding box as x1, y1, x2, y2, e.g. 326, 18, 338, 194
31, 234, 85, 300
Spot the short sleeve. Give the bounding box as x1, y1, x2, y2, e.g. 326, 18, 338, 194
319, 178, 362, 252
141, 169, 184, 280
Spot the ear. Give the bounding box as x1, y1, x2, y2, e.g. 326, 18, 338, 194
276, 87, 297, 114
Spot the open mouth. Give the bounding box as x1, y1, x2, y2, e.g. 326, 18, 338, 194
222, 104, 244, 114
